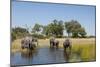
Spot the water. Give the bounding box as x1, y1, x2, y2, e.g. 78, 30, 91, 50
11, 47, 81, 66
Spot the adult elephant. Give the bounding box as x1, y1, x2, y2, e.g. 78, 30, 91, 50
63, 39, 71, 51
50, 37, 59, 48
21, 36, 38, 50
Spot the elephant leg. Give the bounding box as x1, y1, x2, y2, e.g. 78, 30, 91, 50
21, 44, 25, 49
69, 45, 72, 53
30, 44, 34, 50
28, 43, 30, 49
29, 43, 32, 50
21, 46, 24, 49
51, 42, 54, 47
64, 45, 66, 51
56, 43, 59, 48
50, 42, 52, 47
53, 43, 55, 47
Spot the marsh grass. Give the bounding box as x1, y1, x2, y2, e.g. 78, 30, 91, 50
11, 39, 21, 49
71, 44, 96, 61
11, 39, 22, 52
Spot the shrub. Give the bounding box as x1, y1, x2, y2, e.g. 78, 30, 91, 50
32, 34, 45, 39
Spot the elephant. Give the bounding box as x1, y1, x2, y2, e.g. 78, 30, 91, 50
63, 39, 71, 51
21, 36, 38, 50
32, 38, 38, 46
50, 38, 59, 48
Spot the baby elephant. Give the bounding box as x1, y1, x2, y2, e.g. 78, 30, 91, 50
63, 39, 71, 51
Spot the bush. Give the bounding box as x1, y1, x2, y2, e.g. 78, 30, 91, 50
87, 36, 95, 38
32, 34, 45, 39
56, 35, 63, 38
11, 32, 16, 41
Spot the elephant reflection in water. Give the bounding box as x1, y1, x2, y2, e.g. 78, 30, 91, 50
63, 50, 71, 62
21, 50, 38, 59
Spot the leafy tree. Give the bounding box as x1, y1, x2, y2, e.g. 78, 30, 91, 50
65, 20, 86, 38
32, 23, 41, 34
12, 27, 29, 39
41, 26, 47, 35
79, 27, 87, 38
43, 19, 64, 37
12, 27, 29, 34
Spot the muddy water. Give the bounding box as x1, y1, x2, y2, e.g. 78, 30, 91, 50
11, 47, 81, 66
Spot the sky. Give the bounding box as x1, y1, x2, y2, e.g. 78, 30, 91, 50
12, 0, 96, 36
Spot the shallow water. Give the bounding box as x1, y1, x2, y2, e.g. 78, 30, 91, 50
11, 47, 82, 66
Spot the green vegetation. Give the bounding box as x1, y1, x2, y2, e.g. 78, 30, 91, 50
32, 23, 42, 34
12, 27, 29, 41
11, 19, 92, 41
65, 20, 86, 38
71, 44, 96, 61
42, 20, 64, 37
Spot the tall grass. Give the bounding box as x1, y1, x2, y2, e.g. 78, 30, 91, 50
71, 44, 96, 61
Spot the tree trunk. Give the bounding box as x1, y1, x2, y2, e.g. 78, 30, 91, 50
68, 33, 70, 38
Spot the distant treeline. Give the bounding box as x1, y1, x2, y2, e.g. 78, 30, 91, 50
12, 19, 95, 41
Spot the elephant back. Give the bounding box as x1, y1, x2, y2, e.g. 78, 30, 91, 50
50, 37, 55, 42
54, 40, 59, 44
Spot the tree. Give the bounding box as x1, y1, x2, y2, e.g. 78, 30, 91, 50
65, 22, 72, 37
65, 20, 86, 38
79, 27, 87, 38
41, 26, 47, 35
57, 20, 64, 37
32, 23, 42, 34
12, 27, 29, 34
43, 19, 64, 37
12, 27, 29, 39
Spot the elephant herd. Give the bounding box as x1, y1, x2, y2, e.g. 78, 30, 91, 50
21, 36, 71, 51
49, 37, 71, 51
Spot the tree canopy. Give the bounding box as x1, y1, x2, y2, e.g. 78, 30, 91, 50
11, 27, 29, 41
65, 20, 87, 38
12, 19, 87, 40
41, 19, 64, 37
32, 23, 42, 34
